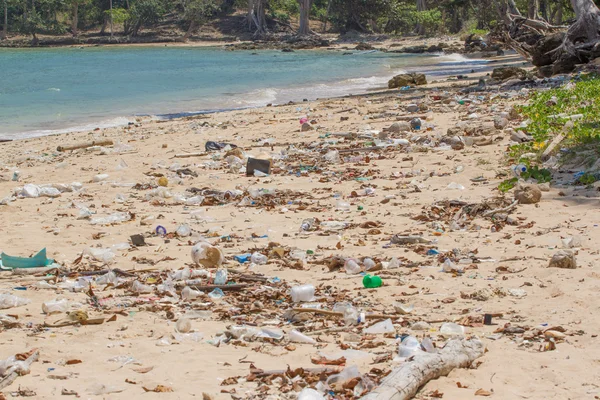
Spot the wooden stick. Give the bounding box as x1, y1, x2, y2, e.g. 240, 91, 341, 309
10, 267, 59, 276
174, 152, 206, 158
482, 199, 519, 217
337, 146, 383, 154
307, 326, 348, 336
57, 139, 113, 152
0, 350, 40, 390
251, 366, 343, 377
291, 308, 397, 320
361, 339, 485, 400
189, 284, 250, 291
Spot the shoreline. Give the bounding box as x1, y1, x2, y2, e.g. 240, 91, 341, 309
0, 49, 524, 142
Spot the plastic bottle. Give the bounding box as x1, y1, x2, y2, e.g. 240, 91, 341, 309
440, 322, 465, 337
250, 252, 268, 265
42, 299, 69, 314
363, 258, 376, 270
300, 218, 315, 231
290, 284, 315, 302
131, 281, 153, 294
176, 224, 191, 237
398, 336, 423, 358
214, 269, 228, 285
0, 294, 31, 310
297, 388, 325, 400
181, 286, 202, 301
288, 329, 317, 344
511, 164, 527, 177
344, 259, 362, 275
343, 306, 360, 326
362, 274, 382, 288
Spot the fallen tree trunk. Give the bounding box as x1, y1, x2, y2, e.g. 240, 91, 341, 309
498, 0, 600, 75
361, 338, 485, 400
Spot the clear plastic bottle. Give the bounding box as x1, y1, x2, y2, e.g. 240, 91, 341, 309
42, 299, 69, 314
398, 335, 422, 358
214, 269, 228, 285
290, 284, 315, 302
181, 286, 202, 301
251, 252, 268, 265
344, 259, 362, 275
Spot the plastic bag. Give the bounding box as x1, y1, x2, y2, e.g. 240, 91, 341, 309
0, 294, 31, 309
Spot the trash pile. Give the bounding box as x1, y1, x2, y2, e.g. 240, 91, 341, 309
0, 64, 594, 399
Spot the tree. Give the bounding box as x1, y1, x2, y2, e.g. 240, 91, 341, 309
416, 0, 426, 35
297, 0, 311, 35
527, 0, 539, 19
500, 0, 600, 75
1, 0, 7, 40
70, 0, 91, 37
181, 0, 218, 40
128, 0, 166, 36
247, 0, 266, 35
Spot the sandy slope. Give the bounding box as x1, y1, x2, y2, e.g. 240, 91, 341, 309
0, 75, 598, 400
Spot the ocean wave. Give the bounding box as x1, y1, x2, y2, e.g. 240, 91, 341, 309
47, 88, 61, 92
1, 116, 132, 140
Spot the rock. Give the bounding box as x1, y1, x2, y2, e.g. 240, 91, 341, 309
427, 45, 443, 53
410, 321, 431, 331
406, 104, 419, 113
549, 250, 577, 269
507, 106, 520, 120
491, 67, 527, 81
388, 122, 410, 133
538, 182, 550, 192
388, 74, 413, 89
514, 184, 542, 204
494, 117, 509, 129
355, 42, 374, 51
388, 73, 427, 89
413, 73, 427, 85
509, 129, 533, 143
281, 48, 294, 53
301, 122, 314, 131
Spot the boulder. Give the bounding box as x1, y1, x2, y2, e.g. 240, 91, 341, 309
388, 74, 413, 89
514, 184, 542, 204
355, 42, 374, 51
491, 67, 527, 81
388, 73, 427, 89
494, 117, 509, 129
548, 250, 577, 269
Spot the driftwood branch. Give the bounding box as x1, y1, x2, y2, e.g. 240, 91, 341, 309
0, 349, 40, 390
361, 339, 485, 400
57, 139, 113, 152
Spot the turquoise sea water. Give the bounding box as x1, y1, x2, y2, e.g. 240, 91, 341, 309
0, 46, 488, 139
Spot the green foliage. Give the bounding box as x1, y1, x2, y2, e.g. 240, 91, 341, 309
105, 7, 130, 25
128, 0, 168, 35
578, 173, 597, 185
182, 0, 220, 26
521, 166, 552, 183
498, 177, 518, 193
518, 75, 600, 149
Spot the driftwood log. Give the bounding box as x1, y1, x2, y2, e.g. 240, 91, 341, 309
0, 349, 40, 390
361, 338, 485, 400
498, 0, 600, 75
57, 139, 113, 152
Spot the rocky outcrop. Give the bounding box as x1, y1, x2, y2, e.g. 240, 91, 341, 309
388, 73, 427, 89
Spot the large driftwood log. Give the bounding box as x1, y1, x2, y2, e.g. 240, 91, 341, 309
498, 0, 600, 74
57, 139, 113, 152
361, 339, 485, 400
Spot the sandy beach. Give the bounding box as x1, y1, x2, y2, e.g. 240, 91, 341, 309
0, 67, 598, 400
